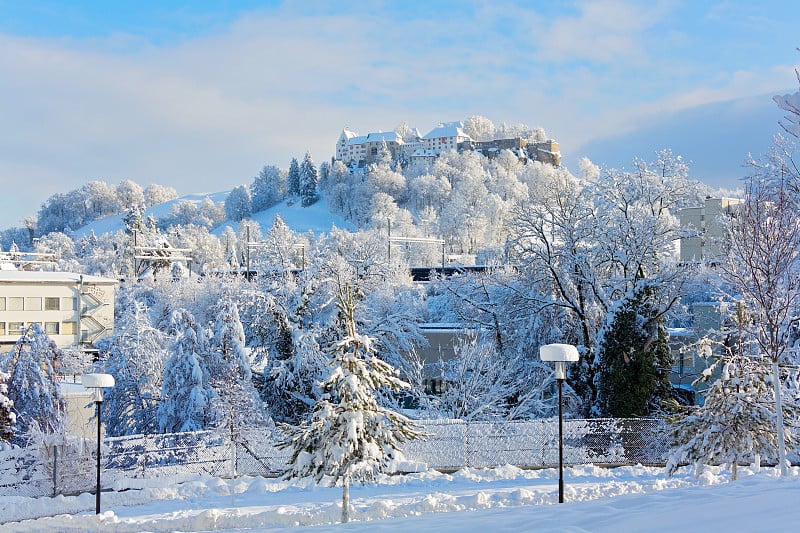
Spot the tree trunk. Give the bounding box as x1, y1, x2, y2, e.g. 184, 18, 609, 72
772, 360, 787, 476
341, 476, 350, 523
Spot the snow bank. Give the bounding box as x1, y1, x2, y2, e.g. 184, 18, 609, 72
1, 464, 798, 532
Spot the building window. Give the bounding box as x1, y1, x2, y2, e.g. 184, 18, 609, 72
45, 322, 60, 335
8, 297, 23, 311
25, 297, 42, 311
0, 297, 5, 311
62, 297, 77, 311
0, 322, 4, 335
61, 322, 76, 335
45, 297, 60, 311
8, 322, 24, 335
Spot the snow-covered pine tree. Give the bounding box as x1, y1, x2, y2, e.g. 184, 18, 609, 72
157, 308, 212, 433
0, 369, 16, 443
299, 151, 319, 207
4, 324, 67, 445
204, 298, 268, 430
280, 284, 423, 523
99, 295, 168, 436
667, 338, 799, 480
287, 157, 301, 198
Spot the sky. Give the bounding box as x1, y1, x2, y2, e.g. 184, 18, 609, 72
1, 0, 799, 230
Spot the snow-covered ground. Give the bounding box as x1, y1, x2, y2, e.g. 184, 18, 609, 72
1, 464, 798, 532
73, 193, 353, 240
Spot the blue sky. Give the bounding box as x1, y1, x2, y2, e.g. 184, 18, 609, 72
1, 1, 798, 229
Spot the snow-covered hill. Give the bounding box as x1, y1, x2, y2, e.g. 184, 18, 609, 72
73, 192, 353, 240
211, 196, 354, 237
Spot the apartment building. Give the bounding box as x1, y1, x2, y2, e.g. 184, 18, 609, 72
0, 270, 117, 352
679, 197, 741, 263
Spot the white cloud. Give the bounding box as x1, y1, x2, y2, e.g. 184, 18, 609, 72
0, 2, 797, 229
529, 0, 669, 65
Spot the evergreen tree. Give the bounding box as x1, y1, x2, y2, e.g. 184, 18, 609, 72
280, 285, 422, 523
100, 295, 168, 436
157, 309, 212, 433
667, 338, 799, 480
300, 151, 319, 207
287, 157, 301, 198
204, 298, 268, 429
123, 203, 145, 235
0, 369, 14, 443
594, 284, 673, 417
5, 324, 66, 445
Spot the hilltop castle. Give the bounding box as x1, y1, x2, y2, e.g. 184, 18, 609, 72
335, 121, 561, 169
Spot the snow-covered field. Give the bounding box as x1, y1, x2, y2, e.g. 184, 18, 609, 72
1, 464, 798, 532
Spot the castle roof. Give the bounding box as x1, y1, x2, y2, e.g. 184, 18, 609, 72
422, 121, 471, 140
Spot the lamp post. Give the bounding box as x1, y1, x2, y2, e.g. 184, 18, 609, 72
540, 343, 579, 503
81, 373, 115, 514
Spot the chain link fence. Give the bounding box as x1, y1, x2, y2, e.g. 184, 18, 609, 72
0, 418, 670, 498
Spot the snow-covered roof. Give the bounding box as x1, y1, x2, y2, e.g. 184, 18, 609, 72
0, 270, 118, 285
347, 135, 368, 146
366, 131, 401, 143
422, 121, 471, 140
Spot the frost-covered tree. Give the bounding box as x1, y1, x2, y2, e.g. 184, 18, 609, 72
394, 121, 419, 143
507, 151, 704, 413
721, 156, 800, 475
99, 293, 168, 436
116, 179, 145, 211
3, 324, 66, 445
123, 203, 145, 235
251, 164, 287, 212
82, 181, 120, 220
667, 338, 799, 480
287, 157, 301, 198
34, 231, 80, 271
280, 285, 422, 523
204, 298, 267, 429
144, 184, 178, 207
462, 115, 495, 141
0, 369, 14, 442
435, 334, 560, 421
224, 185, 253, 222
774, 68, 800, 139
300, 152, 319, 207
157, 309, 212, 433
252, 215, 301, 272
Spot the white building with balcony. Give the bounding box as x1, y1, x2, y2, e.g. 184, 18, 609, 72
0, 271, 117, 352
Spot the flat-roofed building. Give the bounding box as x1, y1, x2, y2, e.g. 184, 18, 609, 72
679, 197, 742, 263
0, 271, 117, 352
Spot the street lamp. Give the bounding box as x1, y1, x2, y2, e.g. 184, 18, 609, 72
540, 343, 579, 503
81, 373, 115, 514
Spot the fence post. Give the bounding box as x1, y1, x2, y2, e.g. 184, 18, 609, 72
51, 444, 58, 497
229, 421, 237, 479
